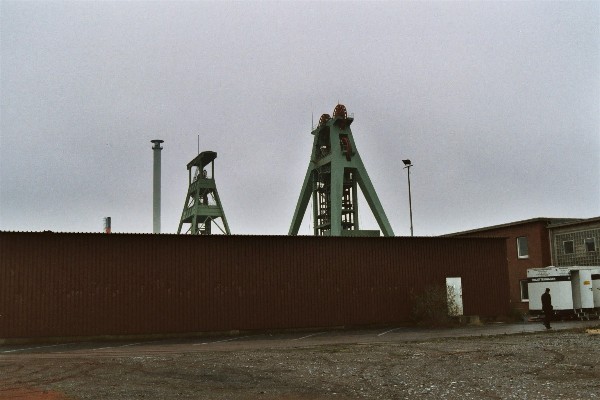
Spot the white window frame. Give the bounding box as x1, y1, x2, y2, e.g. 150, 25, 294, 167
516, 236, 529, 259
519, 279, 529, 302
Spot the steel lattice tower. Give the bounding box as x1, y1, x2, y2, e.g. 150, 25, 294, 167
289, 104, 394, 237
177, 151, 231, 235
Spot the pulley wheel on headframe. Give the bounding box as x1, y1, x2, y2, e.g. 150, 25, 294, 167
333, 104, 347, 119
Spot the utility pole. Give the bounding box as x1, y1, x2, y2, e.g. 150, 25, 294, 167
402, 159, 413, 236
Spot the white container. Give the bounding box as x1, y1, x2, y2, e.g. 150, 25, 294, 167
590, 268, 600, 308
571, 268, 595, 310
528, 267, 574, 312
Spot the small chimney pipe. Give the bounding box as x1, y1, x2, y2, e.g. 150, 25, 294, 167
151, 139, 164, 234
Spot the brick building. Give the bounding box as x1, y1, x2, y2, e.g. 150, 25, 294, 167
446, 218, 580, 313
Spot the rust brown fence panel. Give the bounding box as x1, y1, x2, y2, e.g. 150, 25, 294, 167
0, 233, 509, 340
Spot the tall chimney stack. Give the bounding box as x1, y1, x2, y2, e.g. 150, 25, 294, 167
151, 140, 164, 234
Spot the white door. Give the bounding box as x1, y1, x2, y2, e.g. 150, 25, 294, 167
446, 277, 464, 316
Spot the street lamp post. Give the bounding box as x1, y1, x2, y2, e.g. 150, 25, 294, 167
402, 159, 413, 237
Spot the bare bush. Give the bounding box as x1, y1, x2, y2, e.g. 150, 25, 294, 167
410, 284, 459, 327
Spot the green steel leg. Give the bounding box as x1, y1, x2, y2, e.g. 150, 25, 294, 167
289, 166, 313, 235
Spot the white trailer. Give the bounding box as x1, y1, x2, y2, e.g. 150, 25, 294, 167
528, 266, 600, 320
528, 267, 574, 313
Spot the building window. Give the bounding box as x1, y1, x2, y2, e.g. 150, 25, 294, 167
563, 240, 574, 254
585, 238, 596, 252
520, 280, 529, 301
517, 236, 529, 259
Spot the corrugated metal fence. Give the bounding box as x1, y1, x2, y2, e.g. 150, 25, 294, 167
0, 233, 509, 340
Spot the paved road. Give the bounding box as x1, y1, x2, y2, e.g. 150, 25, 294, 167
1, 319, 598, 357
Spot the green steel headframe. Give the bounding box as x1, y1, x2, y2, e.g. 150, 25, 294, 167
177, 151, 231, 235
289, 104, 394, 237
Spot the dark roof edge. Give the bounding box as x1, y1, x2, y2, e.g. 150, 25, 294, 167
442, 217, 584, 237
0, 231, 506, 240
547, 216, 600, 229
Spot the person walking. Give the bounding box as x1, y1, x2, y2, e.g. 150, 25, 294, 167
541, 288, 553, 329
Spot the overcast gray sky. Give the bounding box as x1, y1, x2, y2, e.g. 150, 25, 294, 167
1, 1, 598, 236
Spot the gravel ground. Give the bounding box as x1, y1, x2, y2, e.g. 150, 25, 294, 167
1, 322, 599, 399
